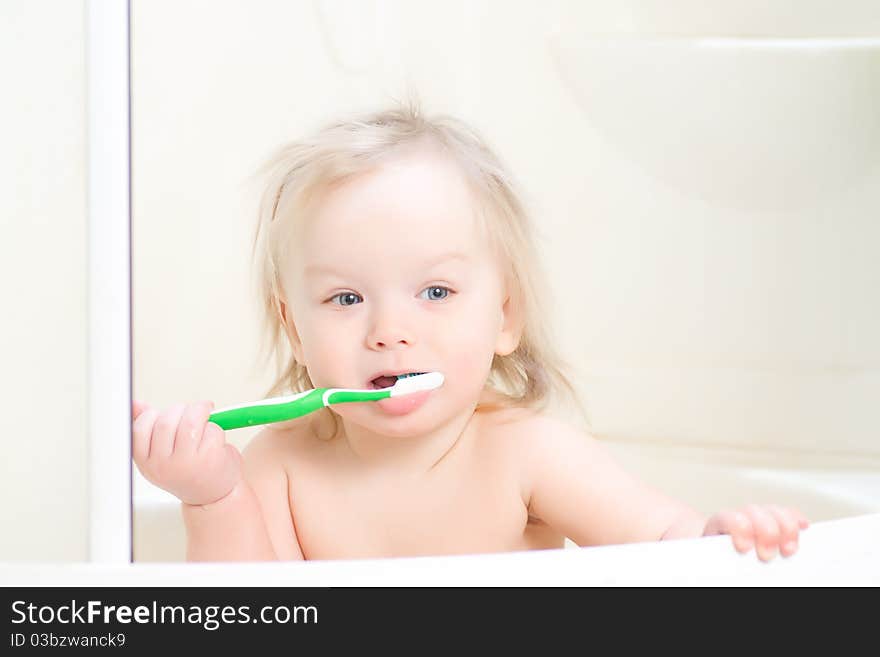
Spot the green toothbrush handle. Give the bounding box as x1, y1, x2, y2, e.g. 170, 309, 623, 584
208, 388, 393, 430
324, 389, 391, 405
208, 389, 327, 430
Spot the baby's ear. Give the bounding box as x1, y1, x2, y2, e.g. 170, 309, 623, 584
494, 293, 523, 357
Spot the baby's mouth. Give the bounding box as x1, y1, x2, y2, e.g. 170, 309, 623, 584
368, 372, 427, 389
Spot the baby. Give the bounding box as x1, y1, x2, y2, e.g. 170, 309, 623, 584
132, 103, 808, 562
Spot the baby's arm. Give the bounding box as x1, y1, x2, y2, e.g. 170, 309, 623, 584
181, 479, 278, 561
183, 429, 305, 561
132, 400, 301, 562
238, 429, 305, 560
519, 415, 807, 560
520, 415, 700, 546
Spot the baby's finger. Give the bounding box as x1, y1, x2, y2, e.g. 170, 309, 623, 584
726, 511, 755, 553
743, 505, 780, 562
767, 505, 801, 558
132, 405, 158, 465
148, 404, 186, 461
705, 510, 753, 553
174, 401, 214, 460
132, 399, 150, 421
197, 418, 226, 456
792, 507, 811, 530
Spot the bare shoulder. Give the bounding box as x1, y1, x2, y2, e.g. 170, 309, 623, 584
479, 404, 594, 455
240, 416, 318, 476
475, 405, 600, 511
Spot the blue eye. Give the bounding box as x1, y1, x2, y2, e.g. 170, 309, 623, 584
329, 287, 452, 306
330, 292, 362, 306
420, 286, 451, 301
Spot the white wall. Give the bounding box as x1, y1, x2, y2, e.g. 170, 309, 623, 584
0, 0, 89, 561
555, 0, 880, 37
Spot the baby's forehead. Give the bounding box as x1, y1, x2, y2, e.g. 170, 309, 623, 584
337, 148, 475, 200
288, 204, 497, 287
303, 154, 486, 237
279, 146, 506, 281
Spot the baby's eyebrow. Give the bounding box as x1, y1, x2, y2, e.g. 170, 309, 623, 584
304, 252, 469, 279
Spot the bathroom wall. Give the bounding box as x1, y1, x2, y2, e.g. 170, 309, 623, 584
555, 0, 880, 37
0, 0, 89, 561
130, 1, 880, 516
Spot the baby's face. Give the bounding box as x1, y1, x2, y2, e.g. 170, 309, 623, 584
282, 152, 519, 435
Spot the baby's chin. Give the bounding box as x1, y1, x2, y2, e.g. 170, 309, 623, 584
333, 399, 453, 437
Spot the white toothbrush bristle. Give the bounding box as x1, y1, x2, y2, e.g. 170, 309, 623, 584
390, 371, 444, 396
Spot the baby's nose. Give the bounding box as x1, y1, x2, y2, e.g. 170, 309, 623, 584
369, 334, 413, 350
366, 302, 418, 350
367, 322, 415, 350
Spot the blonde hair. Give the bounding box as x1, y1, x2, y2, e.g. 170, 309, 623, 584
251, 101, 589, 435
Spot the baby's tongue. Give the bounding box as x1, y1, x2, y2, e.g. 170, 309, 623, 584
373, 375, 398, 388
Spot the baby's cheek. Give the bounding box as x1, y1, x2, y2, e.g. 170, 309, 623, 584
443, 340, 496, 392
301, 330, 354, 384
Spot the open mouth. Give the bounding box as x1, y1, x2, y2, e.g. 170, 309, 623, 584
369, 372, 427, 389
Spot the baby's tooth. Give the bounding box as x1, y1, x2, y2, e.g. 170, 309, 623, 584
396, 372, 424, 379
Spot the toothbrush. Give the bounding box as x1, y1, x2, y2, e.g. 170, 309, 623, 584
207, 371, 444, 431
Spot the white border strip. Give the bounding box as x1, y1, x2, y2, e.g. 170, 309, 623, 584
5, 514, 879, 586
86, 0, 131, 564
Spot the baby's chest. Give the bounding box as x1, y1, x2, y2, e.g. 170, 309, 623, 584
288, 465, 528, 559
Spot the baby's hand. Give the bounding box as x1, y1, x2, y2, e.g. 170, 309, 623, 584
703, 505, 810, 562
132, 400, 242, 506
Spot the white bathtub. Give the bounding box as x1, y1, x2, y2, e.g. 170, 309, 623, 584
132, 440, 880, 566
11, 510, 880, 586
